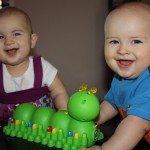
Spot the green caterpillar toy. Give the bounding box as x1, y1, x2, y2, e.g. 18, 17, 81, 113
3, 84, 104, 150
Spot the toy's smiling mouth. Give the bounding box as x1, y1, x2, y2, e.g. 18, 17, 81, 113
81, 119, 86, 121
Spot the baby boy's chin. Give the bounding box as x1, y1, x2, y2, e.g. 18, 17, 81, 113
117, 72, 140, 79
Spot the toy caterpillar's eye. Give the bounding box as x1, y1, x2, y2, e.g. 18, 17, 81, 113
79, 84, 87, 91
81, 100, 86, 104
87, 87, 97, 94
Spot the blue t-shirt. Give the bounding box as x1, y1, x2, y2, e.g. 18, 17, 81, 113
104, 68, 150, 120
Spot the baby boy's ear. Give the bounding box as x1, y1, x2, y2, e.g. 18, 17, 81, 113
31, 33, 38, 48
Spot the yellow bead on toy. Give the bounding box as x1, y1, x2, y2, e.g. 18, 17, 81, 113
79, 84, 87, 91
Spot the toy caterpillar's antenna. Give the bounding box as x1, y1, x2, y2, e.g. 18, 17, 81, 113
87, 87, 97, 94
79, 84, 87, 91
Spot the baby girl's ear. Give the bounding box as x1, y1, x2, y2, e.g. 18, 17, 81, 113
31, 33, 38, 48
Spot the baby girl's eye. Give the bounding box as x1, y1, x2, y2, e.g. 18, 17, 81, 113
0, 35, 4, 39
13, 32, 21, 36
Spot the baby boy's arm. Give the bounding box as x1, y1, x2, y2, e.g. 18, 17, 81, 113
81, 115, 150, 150
96, 100, 118, 125
48, 74, 69, 110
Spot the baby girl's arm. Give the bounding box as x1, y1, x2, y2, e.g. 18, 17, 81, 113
48, 74, 69, 110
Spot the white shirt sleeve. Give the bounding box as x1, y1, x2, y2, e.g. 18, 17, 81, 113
41, 57, 58, 87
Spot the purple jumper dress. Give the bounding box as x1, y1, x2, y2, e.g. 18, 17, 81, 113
0, 56, 53, 124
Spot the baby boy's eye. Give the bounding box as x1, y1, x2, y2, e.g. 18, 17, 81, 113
110, 40, 119, 44
132, 40, 142, 44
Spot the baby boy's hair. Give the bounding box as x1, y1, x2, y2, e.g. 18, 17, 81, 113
0, 6, 33, 33
107, 1, 150, 23
114, 1, 150, 12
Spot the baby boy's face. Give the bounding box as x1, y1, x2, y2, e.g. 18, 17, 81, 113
104, 7, 150, 79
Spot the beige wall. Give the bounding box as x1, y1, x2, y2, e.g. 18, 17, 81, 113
14, 0, 112, 100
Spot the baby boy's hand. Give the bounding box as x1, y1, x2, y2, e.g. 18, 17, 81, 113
80, 145, 101, 150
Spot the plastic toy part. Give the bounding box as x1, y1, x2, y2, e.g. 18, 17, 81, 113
68, 89, 100, 121
3, 85, 104, 150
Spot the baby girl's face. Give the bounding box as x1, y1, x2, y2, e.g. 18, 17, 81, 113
0, 13, 37, 67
